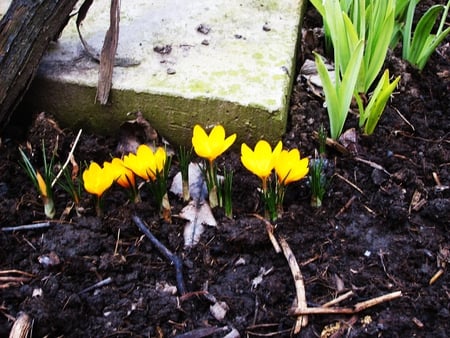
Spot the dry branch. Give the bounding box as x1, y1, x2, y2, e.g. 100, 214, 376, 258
288, 290, 402, 316
251, 213, 281, 253
132, 215, 187, 295
279, 237, 308, 332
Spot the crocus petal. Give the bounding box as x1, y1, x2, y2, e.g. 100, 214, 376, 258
154, 147, 167, 175
209, 125, 226, 145
222, 133, 237, 154
123, 152, 150, 181
192, 124, 236, 162
124, 144, 166, 181
83, 162, 114, 197
105, 158, 136, 188
36, 171, 48, 198
192, 125, 210, 159
241, 140, 282, 180
275, 148, 309, 185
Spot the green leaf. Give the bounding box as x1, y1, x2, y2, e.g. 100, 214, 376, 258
361, 70, 401, 135
402, 0, 421, 59
314, 40, 364, 139
409, 5, 445, 62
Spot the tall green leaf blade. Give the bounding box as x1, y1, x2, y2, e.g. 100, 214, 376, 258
364, 71, 401, 135
402, 0, 421, 59
314, 52, 341, 139
409, 5, 443, 62
416, 26, 450, 70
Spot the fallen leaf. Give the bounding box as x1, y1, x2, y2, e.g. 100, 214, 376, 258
170, 162, 208, 201
180, 200, 216, 247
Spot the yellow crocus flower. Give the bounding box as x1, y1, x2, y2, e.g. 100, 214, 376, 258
275, 149, 309, 185
123, 144, 166, 181
36, 170, 55, 219
104, 158, 136, 189
36, 171, 49, 198
82, 161, 114, 197
241, 140, 283, 185
192, 124, 236, 164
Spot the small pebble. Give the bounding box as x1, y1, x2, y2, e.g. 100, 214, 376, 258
197, 24, 211, 35
262, 23, 271, 31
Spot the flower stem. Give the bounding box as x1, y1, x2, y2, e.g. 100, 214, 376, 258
207, 160, 219, 208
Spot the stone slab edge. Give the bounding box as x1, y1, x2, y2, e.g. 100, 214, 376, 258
12, 1, 307, 146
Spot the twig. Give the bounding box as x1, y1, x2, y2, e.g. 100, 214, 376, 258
393, 130, 450, 144
79, 277, 113, 294
288, 290, 402, 315
429, 268, 444, 285
312, 131, 350, 155
0, 270, 34, 277
322, 290, 354, 308
279, 237, 308, 332
392, 106, 415, 131
432, 172, 449, 192
251, 213, 281, 253
52, 129, 82, 187
2, 222, 52, 232
335, 195, 356, 218
334, 173, 364, 196
132, 215, 187, 295
0, 270, 34, 289
354, 156, 391, 176
173, 326, 230, 338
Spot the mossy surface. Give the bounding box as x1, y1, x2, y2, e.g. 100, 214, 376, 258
24, 79, 288, 147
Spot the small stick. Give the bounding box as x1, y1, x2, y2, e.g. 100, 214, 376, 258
132, 215, 187, 295
0, 270, 34, 277
334, 173, 364, 196
429, 268, 444, 285
322, 290, 354, 308
251, 213, 281, 253
79, 277, 113, 294
335, 196, 356, 218
432, 172, 449, 192
312, 131, 349, 155
279, 237, 308, 331
2, 222, 52, 232
0, 276, 32, 283
392, 107, 415, 131
288, 290, 402, 315
173, 326, 230, 338
354, 156, 391, 176
51, 129, 82, 187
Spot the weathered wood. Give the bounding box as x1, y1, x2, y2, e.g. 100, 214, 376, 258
0, 0, 78, 133
96, 0, 120, 105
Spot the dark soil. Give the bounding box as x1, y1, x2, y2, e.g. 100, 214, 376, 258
1, 3, 449, 338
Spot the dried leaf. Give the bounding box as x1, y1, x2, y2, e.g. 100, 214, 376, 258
180, 200, 216, 247
170, 163, 208, 202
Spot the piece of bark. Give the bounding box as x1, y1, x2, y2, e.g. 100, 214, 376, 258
95, 0, 120, 105
0, 0, 78, 133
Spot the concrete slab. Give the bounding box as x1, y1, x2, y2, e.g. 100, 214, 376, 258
2, 0, 306, 146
